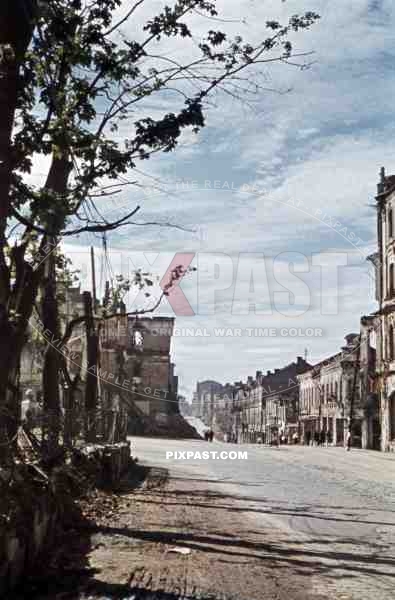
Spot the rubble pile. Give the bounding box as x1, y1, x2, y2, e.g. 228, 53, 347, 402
132, 414, 201, 439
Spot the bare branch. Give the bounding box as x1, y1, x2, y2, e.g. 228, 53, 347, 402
104, 0, 146, 36
11, 205, 142, 237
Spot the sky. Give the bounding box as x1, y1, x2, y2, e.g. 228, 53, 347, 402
58, 0, 395, 401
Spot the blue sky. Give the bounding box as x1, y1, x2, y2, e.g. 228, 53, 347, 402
57, 0, 395, 401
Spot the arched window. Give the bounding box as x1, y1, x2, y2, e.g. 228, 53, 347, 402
335, 381, 338, 401
390, 263, 395, 297
390, 324, 395, 361
389, 208, 394, 239
131, 329, 144, 351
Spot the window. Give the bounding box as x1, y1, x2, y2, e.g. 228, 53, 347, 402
133, 360, 142, 377
390, 263, 395, 297
389, 208, 394, 238
390, 325, 395, 361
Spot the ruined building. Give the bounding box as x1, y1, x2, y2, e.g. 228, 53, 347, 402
21, 285, 180, 438
100, 314, 179, 421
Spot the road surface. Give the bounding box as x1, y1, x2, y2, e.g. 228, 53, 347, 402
129, 436, 395, 600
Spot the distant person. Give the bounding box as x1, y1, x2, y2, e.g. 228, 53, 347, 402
314, 431, 320, 446
209, 429, 214, 442
292, 432, 298, 445
305, 430, 311, 446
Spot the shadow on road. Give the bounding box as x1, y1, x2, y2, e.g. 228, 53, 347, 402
9, 470, 395, 599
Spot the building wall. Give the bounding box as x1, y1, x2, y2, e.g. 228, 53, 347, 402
195, 380, 224, 426
298, 334, 377, 448
375, 169, 395, 450
233, 359, 311, 444
98, 315, 177, 419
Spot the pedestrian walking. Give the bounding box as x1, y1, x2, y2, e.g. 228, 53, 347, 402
346, 430, 351, 451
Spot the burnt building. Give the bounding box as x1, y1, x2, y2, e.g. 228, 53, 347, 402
100, 315, 178, 420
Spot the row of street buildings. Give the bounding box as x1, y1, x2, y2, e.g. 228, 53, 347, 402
192, 168, 395, 452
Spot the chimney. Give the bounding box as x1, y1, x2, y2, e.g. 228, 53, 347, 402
266, 370, 271, 376
275, 368, 280, 374
378, 166, 386, 194
297, 356, 304, 366
345, 333, 359, 346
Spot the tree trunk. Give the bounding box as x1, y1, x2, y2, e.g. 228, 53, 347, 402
0, 2, 37, 464
0, 327, 20, 463
0, 1, 37, 237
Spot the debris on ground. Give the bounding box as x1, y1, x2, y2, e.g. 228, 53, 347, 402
166, 546, 192, 555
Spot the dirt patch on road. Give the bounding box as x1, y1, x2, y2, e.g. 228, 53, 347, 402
13, 466, 322, 600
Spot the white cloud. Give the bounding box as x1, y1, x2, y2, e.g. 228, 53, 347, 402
60, 0, 395, 400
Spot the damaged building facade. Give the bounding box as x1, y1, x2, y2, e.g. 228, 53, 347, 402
100, 314, 179, 423
21, 286, 180, 439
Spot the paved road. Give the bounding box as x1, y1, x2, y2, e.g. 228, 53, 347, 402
129, 437, 395, 600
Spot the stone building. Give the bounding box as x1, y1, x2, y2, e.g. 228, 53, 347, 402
192, 380, 224, 425
100, 314, 178, 420
372, 167, 395, 450
359, 315, 380, 449
233, 357, 311, 444
298, 333, 377, 448
233, 374, 263, 444
19, 282, 180, 440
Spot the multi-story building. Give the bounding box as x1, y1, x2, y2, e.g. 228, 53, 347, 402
100, 314, 178, 419
373, 167, 395, 450
298, 333, 378, 448
193, 380, 224, 425
359, 315, 380, 449
233, 357, 311, 444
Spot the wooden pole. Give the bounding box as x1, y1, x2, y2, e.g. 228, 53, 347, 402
83, 291, 98, 442
90, 246, 97, 313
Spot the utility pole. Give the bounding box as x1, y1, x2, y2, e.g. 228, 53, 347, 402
90, 246, 97, 313
83, 291, 98, 442
348, 343, 361, 447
